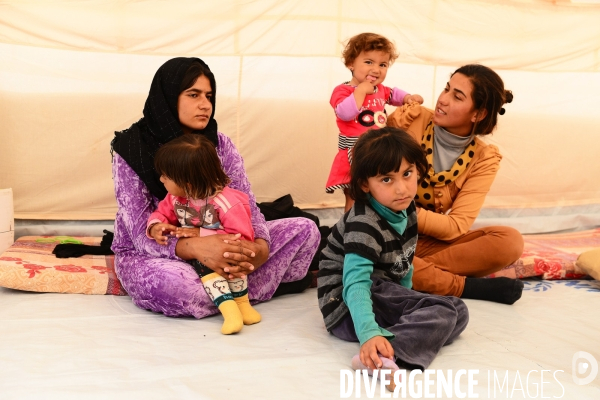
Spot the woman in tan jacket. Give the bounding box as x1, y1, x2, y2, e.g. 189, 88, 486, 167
387, 64, 524, 304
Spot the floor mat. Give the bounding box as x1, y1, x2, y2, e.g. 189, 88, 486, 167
0, 281, 598, 399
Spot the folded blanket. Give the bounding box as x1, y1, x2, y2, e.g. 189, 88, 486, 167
52, 230, 114, 258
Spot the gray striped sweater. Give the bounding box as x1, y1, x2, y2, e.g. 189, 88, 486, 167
317, 200, 418, 331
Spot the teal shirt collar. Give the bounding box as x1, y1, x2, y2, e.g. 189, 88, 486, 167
367, 194, 407, 224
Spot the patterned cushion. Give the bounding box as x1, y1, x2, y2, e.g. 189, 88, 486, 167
0, 236, 126, 295
487, 228, 599, 280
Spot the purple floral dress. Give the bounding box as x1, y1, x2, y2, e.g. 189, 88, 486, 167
112, 132, 320, 318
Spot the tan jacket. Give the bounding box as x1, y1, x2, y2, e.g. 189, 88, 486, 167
387, 104, 502, 241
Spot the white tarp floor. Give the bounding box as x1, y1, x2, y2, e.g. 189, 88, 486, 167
1, 281, 599, 400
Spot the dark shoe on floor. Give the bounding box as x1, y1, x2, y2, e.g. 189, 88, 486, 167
272, 271, 313, 298
461, 277, 524, 305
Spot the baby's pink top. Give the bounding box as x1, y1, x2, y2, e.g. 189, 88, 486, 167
147, 186, 255, 241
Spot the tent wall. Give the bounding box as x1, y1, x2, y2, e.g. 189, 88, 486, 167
1, 1, 600, 232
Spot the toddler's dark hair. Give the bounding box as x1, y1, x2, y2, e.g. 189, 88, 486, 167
154, 134, 230, 199
349, 127, 428, 204
342, 33, 399, 67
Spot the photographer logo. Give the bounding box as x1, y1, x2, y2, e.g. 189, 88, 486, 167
572, 351, 598, 386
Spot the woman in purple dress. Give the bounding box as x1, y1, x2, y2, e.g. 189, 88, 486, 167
110, 57, 320, 318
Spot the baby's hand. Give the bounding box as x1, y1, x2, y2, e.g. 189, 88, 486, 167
174, 227, 200, 238
149, 223, 177, 245
403, 94, 424, 104
356, 80, 376, 95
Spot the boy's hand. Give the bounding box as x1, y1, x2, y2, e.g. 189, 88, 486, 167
403, 94, 424, 104
360, 336, 394, 371
149, 223, 177, 245
174, 227, 200, 238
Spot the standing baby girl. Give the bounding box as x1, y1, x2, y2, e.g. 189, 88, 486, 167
325, 32, 424, 211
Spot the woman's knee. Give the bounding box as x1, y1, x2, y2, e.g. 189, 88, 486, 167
412, 257, 465, 296
492, 226, 524, 262
118, 256, 204, 307
292, 217, 321, 240
295, 217, 321, 244
268, 217, 321, 251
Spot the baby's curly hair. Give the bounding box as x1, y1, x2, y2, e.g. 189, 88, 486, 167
342, 33, 399, 67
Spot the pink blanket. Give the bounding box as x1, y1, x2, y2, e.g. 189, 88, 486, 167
487, 228, 599, 280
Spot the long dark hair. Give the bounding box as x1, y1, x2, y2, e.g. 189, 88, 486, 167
452, 64, 513, 136
154, 134, 230, 199
349, 127, 428, 204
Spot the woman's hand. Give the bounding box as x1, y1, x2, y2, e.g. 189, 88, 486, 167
149, 223, 178, 245
359, 336, 394, 371
222, 238, 270, 276
175, 234, 255, 279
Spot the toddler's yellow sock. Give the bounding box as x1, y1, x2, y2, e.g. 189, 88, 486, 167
234, 293, 261, 325
229, 277, 261, 325
217, 300, 243, 334
201, 272, 243, 334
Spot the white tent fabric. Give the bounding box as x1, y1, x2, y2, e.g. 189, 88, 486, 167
1, 0, 600, 232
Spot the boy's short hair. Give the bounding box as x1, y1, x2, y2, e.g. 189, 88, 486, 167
342, 33, 399, 67
349, 127, 428, 204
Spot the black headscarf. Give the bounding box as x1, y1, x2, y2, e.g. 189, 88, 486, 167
111, 57, 218, 199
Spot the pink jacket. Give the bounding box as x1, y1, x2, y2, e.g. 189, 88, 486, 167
147, 186, 255, 241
